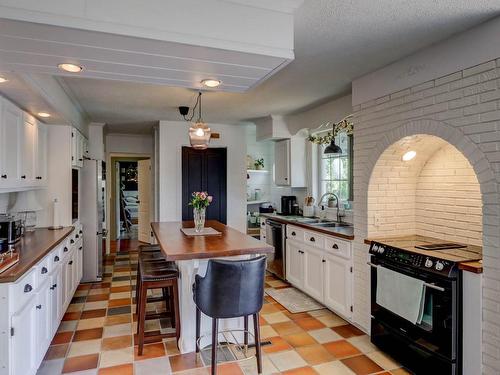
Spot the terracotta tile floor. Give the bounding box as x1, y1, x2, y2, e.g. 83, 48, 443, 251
37, 239, 410, 375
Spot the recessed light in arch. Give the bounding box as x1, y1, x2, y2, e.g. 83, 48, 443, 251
58, 63, 83, 73
0, 76, 8, 83
37, 112, 51, 118
402, 150, 417, 161
201, 79, 221, 88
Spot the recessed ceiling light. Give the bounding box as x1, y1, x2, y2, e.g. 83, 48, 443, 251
201, 79, 221, 88
0, 76, 8, 83
58, 63, 83, 73
37, 112, 51, 118
402, 150, 416, 161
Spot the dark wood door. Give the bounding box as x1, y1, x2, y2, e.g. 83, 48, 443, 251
182, 147, 227, 224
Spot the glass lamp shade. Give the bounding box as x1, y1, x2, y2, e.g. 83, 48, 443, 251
189, 121, 211, 150
324, 139, 342, 154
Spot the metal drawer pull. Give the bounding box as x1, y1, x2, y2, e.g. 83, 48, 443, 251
75, 234, 79, 239
366, 262, 445, 292
36, 305, 42, 310
79, 246, 83, 250
291, 231, 296, 236
1, 174, 6, 178
54, 256, 60, 262
69, 261, 73, 265
70, 239, 75, 244
24, 284, 33, 293
298, 250, 304, 254
332, 244, 339, 249
41, 267, 48, 274
310, 237, 315, 242
63, 247, 68, 252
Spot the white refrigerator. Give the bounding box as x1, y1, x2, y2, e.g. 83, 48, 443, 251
81, 159, 105, 282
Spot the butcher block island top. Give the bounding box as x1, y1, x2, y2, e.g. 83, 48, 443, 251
0, 226, 74, 283
151, 220, 273, 261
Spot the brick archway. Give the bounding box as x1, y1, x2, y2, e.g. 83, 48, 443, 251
355, 118, 499, 371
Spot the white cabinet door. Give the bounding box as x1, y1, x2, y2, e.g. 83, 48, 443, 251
0, 99, 22, 182
324, 253, 352, 318
20, 117, 36, 182
71, 128, 77, 167
50, 268, 63, 333
36, 281, 52, 366
61, 256, 71, 310
11, 301, 37, 375
76, 240, 83, 284
286, 240, 304, 288
303, 245, 324, 302
35, 122, 47, 182
274, 139, 290, 186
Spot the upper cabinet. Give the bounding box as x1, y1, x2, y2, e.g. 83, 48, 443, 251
274, 134, 307, 187
0, 97, 48, 191
71, 128, 88, 168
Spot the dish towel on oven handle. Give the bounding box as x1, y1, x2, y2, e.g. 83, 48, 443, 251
376, 265, 426, 325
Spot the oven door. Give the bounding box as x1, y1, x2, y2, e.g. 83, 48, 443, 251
370, 257, 460, 370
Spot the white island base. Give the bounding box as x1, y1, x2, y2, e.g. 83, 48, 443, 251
175, 255, 257, 354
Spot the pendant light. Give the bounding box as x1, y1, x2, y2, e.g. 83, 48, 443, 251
324, 122, 342, 154
182, 92, 211, 150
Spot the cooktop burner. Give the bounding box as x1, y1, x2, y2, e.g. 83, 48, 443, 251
415, 242, 467, 251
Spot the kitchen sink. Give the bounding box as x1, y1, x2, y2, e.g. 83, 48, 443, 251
309, 222, 352, 228
293, 218, 321, 223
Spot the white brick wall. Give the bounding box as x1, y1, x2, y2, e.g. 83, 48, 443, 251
352, 59, 500, 373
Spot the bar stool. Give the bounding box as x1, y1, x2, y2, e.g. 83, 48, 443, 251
193, 256, 267, 375
136, 256, 180, 355
135, 244, 167, 314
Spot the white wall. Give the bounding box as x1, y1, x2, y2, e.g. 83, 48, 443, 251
158, 121, 247, 232
416, 144, 482, 246
105, 133, 153, 156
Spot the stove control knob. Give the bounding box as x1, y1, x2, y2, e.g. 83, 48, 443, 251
435, 261, 444, 271
424, 258, 433, 268
372, 244, 379, 252
378, 246, 385, 254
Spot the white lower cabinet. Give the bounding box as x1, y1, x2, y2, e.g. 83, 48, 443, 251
285, 240, 304, 288
35, 280, 53, 365
285, 225, 353, 320
5, 226, 83, 375
303, 245, 324, 302
11, 300, 37, 375
324, 252, 352, 318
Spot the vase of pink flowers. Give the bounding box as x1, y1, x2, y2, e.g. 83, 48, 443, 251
189, 191, 213, 232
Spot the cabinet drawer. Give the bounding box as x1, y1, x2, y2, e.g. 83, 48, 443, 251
304, 230, 325, 249
61, 240, 72, 260
325, 237, 351, 259
51, 244, 63, 268
286, 226, 304, 241
10, 268, 36, 312
35, 255, 51, 286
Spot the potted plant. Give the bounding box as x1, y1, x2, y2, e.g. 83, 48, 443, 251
254, 158, 265, 170
189, 191, 213, 232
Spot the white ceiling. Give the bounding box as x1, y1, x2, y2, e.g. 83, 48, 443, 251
2, 0, 500, 133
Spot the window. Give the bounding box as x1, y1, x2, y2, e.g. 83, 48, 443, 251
318, 132, 353, 202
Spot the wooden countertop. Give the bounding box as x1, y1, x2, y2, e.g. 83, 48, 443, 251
151, 221, 274, 261
458, 261, 483, 274
0, 227, 74, 283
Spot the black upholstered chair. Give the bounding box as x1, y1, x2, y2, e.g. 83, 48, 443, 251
193, 256, 267, 375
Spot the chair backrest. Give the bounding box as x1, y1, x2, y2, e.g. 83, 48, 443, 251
193, 256, 267, 319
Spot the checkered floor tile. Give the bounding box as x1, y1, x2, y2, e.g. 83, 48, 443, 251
37, 239, 410, 375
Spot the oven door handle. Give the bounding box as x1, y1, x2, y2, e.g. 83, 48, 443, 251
367, 262, 446, 292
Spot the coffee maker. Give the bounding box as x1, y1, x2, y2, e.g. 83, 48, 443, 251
279, 196, 298, 216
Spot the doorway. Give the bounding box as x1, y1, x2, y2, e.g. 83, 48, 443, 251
181, 147, 227, 223
109, 155, 151, 243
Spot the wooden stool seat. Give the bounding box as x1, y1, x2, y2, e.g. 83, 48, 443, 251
136, 254, 180, 356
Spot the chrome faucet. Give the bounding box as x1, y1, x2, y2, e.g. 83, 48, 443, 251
318, 192, 341, 222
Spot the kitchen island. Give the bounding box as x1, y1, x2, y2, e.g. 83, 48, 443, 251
151, 220, 274, 353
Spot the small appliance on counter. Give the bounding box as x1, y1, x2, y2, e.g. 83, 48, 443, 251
0, 215, 22, 248
279, 196, 297, 216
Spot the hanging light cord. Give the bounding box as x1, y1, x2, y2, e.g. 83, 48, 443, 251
182, 92, 203, 122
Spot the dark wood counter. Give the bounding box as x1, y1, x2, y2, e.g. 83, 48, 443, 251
151, 221, 273, 261
260, 214, 354, 240
0, 227, 74, 283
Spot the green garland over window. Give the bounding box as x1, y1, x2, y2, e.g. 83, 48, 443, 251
308, 115, 353, 145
